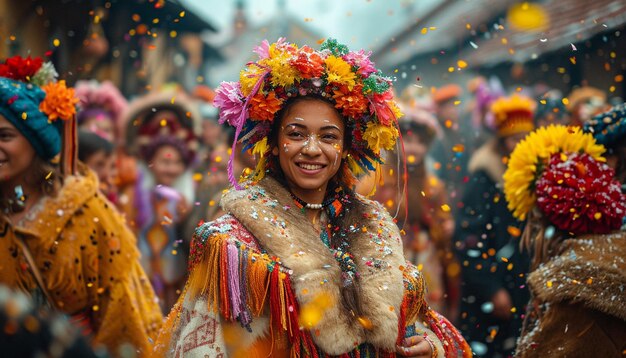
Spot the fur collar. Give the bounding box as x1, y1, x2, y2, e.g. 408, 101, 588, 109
468, 139, 506, 185
527, 230, 626, 321
221, 177, 405, 355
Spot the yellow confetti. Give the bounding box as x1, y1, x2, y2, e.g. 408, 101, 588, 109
454, 100, 462, 105
92, 305, 99, 311
448, 66, 455, 73
457, 60, 468, 68
357, 316, 374, 330
169, 30, 177, 38
546, 280, 553, 288
562, 98, 570, 106
21, 112, 27, 120
171, 250, 178, 255
179, 11, 186, 17
452, 144, 465, 153
609, 85, 616, 93
407, 154, 416, 164
441, 204, 451, 212
299, 292, 333, 328
507, 226, 522, 237
421, 27, 428, 34
594, 212, 602, 220
192, 173, 203, 181
53, 38, 60, 47
160, 119, 167, 127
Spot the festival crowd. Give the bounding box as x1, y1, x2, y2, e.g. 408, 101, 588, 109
0, 37, 624, 358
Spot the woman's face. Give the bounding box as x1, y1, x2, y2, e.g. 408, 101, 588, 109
84, 150, 114, 187
0, 114, 37, 185
276, 99, 346, 201
149, 144, 186, 187
503, 131, 529, 155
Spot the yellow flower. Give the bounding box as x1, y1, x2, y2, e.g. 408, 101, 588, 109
362, 122, 399, 154
39, 80, 79, 121
262, 50, 300, 88
239, 64, 265, 97
503, 125, 605, 220
325, 55, 356, 90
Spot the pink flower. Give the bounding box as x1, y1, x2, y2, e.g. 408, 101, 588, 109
253, 40, 271, 60
344, 50, 376, 77
369, 92, 396, 125
213, 81, 246, 127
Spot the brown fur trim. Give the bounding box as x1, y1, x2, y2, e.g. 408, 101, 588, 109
221, 177, 405, 354
527, 231, 626, 321
468, 139, 505, 185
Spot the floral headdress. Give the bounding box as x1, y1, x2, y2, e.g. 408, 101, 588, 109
490, 94, 535, 137
213, 38, 402, 189
0, 55, 79, 174
503, 125, 625, 235
583, 102, 626, 149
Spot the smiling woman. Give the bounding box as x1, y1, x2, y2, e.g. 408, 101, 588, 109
0, 56, 162, 356
155, 38, 471, 358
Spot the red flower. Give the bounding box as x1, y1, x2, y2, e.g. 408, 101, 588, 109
290, 46, 324, 79
536, 152, 626, 235
369, 91, 395, 126
0, 55, 43, 82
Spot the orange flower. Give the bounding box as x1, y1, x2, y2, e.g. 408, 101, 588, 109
248, 91, 283, 121
333, 85, 369, 119
290, 46, 324, 79
40, 80, 79, 121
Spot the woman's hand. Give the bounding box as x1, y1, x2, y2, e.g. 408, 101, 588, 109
396, 335, 436, 357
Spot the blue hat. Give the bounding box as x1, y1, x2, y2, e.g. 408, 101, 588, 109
584, 102, 626, 148
0, 77, 62, 160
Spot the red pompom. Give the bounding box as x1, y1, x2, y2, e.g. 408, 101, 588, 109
536, 152, 626, 235
0, 55, 43, 82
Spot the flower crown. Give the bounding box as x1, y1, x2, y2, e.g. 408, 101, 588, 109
583, 102, 626, 148
213, 38, 402, 188
503, 124, 625, 234
0, 55, 78, 122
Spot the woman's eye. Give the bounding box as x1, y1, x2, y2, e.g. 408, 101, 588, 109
287, 131, 304, 138
322, 134, 339, 141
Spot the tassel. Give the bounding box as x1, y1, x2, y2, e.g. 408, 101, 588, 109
60, 115, 78, 176
227, 243, 243, 321
219, 242, 231, 319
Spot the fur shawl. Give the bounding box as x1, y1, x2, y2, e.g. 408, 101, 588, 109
220, 177, 406, 354
526, 230, 626, 321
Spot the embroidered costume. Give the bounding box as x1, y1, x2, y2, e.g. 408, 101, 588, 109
156, 177, 470, 357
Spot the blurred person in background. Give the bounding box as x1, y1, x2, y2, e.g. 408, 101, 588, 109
429, 84, 471, 215
454, 94, 534, 357
122, 91, 200, 313
78, 130, 117, 202
533, 90, 569, 128
566, 86, 609, 127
